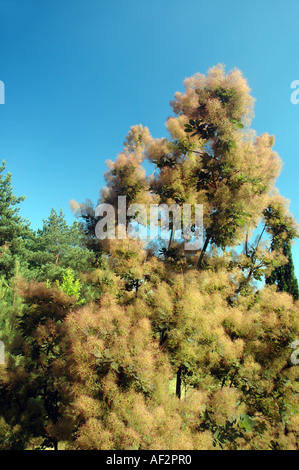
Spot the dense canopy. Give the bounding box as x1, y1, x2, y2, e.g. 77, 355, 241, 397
0, 66, 298, 450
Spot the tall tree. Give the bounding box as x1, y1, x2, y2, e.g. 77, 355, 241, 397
266, 241, 299, 300
74, 65, 299, 423
264, 198, 299, 299
0, 161, 32, 278
29, 208, 94, 281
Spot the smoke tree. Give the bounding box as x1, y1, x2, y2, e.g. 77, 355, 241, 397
0, 65, 298, 450
71, 65, 299, 450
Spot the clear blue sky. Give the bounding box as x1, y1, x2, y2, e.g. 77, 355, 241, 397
0, 0, 298, 276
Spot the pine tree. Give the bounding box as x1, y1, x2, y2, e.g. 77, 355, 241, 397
264, 198, 299, 299
266, 241, 299, 300
29, 208, 94, 281
0, 161, 32, 278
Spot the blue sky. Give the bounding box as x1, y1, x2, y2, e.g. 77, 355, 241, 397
0, 0, 298, 276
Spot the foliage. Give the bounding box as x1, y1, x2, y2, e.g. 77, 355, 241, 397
28, 209, 94, 281
0, 65, 299, 450
55, 268, 85, 305
0, 161, 33, 278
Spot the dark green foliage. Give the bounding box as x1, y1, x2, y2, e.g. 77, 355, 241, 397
266, 241, 299, 300
184, 119, 217, 139
264, 202, 299, 300
0, 161, 33, 278
28, 208, 94, 281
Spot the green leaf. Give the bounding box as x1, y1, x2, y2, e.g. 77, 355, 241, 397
238, 414, 255, 432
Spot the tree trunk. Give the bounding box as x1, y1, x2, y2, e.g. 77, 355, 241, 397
197, 235, 211, 269
159, 329, 168, 346
168, 226, 173, 251
176, 365, 182, 399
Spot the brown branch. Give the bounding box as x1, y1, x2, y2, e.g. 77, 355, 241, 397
1, 280, 14, 291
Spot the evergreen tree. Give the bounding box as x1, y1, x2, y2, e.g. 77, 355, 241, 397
29, 208, 94, 281
264, 198, 299, 299
0, 161, 32, 278
266, 241, 299, 300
